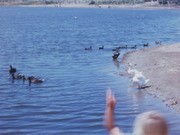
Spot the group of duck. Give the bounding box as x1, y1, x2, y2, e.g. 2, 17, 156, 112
9, 65, 44, 86
84, 44, 136, 60
84, 41, 162, 60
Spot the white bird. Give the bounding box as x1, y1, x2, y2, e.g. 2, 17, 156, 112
132, 70, 149, 89
127, 63, 138, 76
127, 63, 150, 89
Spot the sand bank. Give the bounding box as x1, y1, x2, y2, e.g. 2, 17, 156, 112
123, 44, 180, 113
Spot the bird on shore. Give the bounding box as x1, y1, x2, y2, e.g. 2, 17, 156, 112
127, 63, 150, 88
132, 71, 150, 89
127, 63, 138, 76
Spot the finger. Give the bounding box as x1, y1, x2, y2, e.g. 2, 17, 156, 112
106, 90, 110, 103
106, 88, 112, 103
113, 95, 116, 103
108, 88, 112, 96
111, 91, 116, 103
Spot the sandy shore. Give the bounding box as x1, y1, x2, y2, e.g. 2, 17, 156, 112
123, 44, 180, 113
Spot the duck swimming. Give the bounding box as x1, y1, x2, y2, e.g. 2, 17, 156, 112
155, 41, 161, 45
119, 45, 128, 49
99, 46, 104, 50
129, 45, 137, 49
11, 73, 25, 80
112, 47, 120, 52
143, 43, 149, 47
85, 46, 92, 50
31, 78, 44, 83
112, 52, 120, 60
9, 65, 16, 74
27, 76, 44, 86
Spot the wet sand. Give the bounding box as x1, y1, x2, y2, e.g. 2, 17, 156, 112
123, 44, 180, 113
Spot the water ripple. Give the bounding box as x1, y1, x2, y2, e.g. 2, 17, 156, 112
0, 7, 180, 135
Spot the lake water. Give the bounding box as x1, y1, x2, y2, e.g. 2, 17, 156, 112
0, 7, 180, 135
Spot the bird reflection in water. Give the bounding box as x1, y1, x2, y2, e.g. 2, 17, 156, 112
113, 59, 120, 69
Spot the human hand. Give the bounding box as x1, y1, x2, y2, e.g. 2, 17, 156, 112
106, 89, 116, 110
105, 89, 117, 131
105, 89, 123, 135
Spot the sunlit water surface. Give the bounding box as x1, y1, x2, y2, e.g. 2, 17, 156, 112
0, 7, 180, 135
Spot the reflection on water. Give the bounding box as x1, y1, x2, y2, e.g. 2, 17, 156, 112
113, 59, 120, 69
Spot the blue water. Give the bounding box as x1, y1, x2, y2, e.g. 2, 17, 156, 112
0, 7, 180, 135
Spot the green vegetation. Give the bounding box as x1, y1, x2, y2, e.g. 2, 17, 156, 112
0, 0, 180, 6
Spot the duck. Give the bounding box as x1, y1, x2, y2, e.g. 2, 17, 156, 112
112, 47, 120, 52
9, 65, 16, 74
119, 45, 128, 49
11, 73, 25, 80
129, 45, 137, 49
155, 41, 161, 45
99, 46, 104, 50
85, 46, 92, 50
143, 43, 149, 47
112, 52, 120, 60
31, 78, 44, 83
27, 76, 44, 86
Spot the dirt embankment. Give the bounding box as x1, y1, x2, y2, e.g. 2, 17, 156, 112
123, 44, 180, 113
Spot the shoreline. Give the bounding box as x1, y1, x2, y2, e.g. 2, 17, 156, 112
123, 44, 180, 113
0, 3, 180, 10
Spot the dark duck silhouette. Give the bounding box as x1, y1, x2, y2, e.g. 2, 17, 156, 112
11, 73, 25, 80
9, 65, 16, 74
112, 47, 120, 52
143, 43, 149, 47
129, 45, 137, 49
112, 52, 120, 60
155, 41, 161, 45
85, 46, 92, 50
28, 76, 44, 86
27, 76, 33, 86
11, 73, 26, 84
120, 45, 128, 49
99, 46, 104, 50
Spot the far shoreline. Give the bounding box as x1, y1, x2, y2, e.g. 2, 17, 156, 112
0, 3, 180, 10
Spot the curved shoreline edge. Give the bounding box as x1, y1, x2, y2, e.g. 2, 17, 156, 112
122, 44, 180, 113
